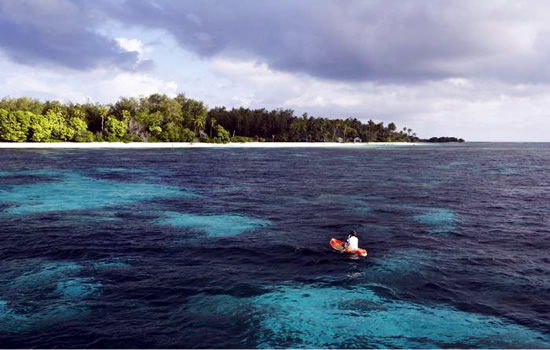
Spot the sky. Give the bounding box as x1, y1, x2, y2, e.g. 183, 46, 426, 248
0, 0, 549, 141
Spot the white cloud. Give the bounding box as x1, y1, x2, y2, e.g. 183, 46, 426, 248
115, 37, 154, 66
116, 38, 145, 55
93, 71, 178, 102
0, 55, 178, 104
207, 57, 550, 141
210, 59, 292, 86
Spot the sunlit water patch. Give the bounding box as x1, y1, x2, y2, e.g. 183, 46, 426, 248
317, 194, 372, 214
155, 211, 271, 238
92, 167, 162, 174
435, 161, 467, 169
0, 170, 196, 216
186, 293, 253, 318
0, 300, 29, 333
11, 261, 83, 288
363, 248, 433, 284
419, 179, 443, 189
364, 195, 385, 201
413, 208, 459, 234
364, 202, 460, 235
186, 285, 550, 348
489, 166, 521, 176
93, 258, 132, 270
317, 194, 370, 206
55, 278, 102, 299
0, 169, 61, 177
351, 206, 371, 214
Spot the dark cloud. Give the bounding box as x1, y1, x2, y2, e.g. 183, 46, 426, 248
96, 0, 537, 83
0, 0, 139, 70
2, 0, 548, 83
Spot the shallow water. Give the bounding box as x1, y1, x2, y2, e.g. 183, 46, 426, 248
0, 143, 549, 348
156, 212, 271, 238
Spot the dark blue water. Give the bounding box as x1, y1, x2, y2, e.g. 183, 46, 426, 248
1, 143, 549, 348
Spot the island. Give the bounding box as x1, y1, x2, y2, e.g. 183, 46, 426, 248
0, 94, 464, 144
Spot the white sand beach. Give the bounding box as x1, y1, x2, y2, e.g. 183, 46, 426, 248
0, 142, 426, 149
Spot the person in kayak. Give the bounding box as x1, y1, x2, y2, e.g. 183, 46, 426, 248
344, 230, 359, 251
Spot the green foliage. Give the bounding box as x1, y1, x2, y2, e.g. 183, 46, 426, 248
0, 94, 433, 143
105, 116, 128, 141
427, 136, 465, 143
159, 122, 180, 142
231, 136, 255, 143
0, 109, 32, 142
181, 128, 195, 142
70, 117, 90, 142
214, 124, 230, 143
42, 100, 64, 115
28, 113, 52, 142
155, 122, 195, 142
46, 110, 74, 141
111, 97, 139, 120
179, 95, 208, 130
74, 130, 94, 142
194, 114, 206, 135
70, 117, 88, 133
148, 125, 162, 139
125, 133, 143, 142
0, 97, 43, 114
159, 122, 195, 142
136, 110, 162, 131
290, 119, 307, 141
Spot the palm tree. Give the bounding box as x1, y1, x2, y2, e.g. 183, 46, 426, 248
100, 106, 109, 133
332, 120, 344, 142
209, 117, 217, 138
194, 115, 206, 136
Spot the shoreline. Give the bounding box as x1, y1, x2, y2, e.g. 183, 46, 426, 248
0, 142, 427, 149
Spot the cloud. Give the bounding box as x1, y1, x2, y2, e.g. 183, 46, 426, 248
1, 0, 549, 141
115, 37, 155, 71
206, 57, 550, 141
95, 0, 550, 84
0, 55, 178, 104
92, 72, 178, 102
115, 38, 147, 58
4, 0, 550, 84
0, 0, 139, 70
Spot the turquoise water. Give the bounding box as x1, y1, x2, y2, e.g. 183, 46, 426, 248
187, 284, 548, 348
156, 212, 271, 238
1, 261, 98, 333
0, 144, 549, 348
413, 208, 458, 233
0, 170, 196, 216
0, 258, 131, 335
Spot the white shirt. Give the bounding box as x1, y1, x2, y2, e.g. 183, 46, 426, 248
347, 236, 359, 250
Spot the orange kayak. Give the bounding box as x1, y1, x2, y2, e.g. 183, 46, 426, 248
330, 238, 368, 257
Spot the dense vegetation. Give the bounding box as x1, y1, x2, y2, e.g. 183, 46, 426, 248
0, 94, 454, 143
427, 136, 465, 143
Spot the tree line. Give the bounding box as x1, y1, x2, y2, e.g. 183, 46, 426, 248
0, 94, 456, 143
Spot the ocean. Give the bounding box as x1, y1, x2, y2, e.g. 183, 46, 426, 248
0, 143, 549, 348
